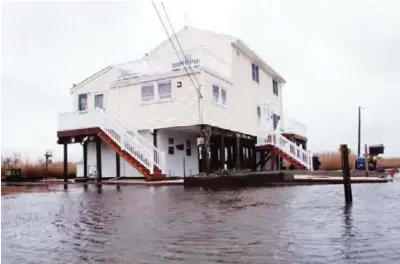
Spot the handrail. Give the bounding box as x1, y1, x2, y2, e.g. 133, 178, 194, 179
58, 109, 166, 173
257, 130, 313, 170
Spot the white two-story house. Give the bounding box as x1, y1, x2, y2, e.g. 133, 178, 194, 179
57, 26, 313, 181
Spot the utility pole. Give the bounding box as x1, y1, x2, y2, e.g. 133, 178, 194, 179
357, 106, 361, 157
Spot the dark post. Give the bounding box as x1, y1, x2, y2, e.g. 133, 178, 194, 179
83, 142, 88, 178
116, 152, 121, 178
96, 138, 102, 182
252, 141, 257, 171
235, 135, 240, 170
153, 129, 158, 147
63, 143, 68, 182
364, 144, 369, 177
357, 106, 361, 157
340, 144, 353, 204
270, 149, 275, 170
220, 134, 225, 170
183, 156, 186, 178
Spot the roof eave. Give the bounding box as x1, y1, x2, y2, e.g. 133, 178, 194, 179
69, 66, 113, 93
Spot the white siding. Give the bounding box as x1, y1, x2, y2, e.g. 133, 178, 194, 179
230, 46, 284, 134
157, 129, 199, 177
107, 73, 202, 130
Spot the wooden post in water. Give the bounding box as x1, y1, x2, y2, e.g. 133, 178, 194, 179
63, 143, 68, 183
364, 144, 369, 177
340, 144, 353, 204
183, 156, 186, 178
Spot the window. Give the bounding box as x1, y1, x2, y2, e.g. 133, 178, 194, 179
78, 93, 87, 111
186, 140, 191, 156
168, 138, 174, 155
141, 84, 155, 101
252, 63, 259, 83
257, 106, 261, 124
94, 94, 104, 109
273, 80, 279, 96
158, 81, 172, 99
273, 113, 281, 130
212, 85, 219, 103
212, 85, 227, 106
221, 88, 227, 105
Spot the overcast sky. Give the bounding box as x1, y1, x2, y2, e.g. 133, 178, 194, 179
1, 0, 399, 162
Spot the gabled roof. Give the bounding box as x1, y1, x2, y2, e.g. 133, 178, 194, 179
146, 26, 286, 83
145, 26, 236, 58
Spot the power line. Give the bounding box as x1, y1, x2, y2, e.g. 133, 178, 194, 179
160, 1, 202, 90
151, 1, 203, 99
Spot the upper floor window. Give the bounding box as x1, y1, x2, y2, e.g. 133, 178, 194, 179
158, 81, 172, 99
252, 63, 259, 83
212, 85, 219, 103
78, 93, 87, 111
212, 84, 227, 106
141, 80, 173, 103
94, 93, 104, 109
257, 106, 261, 124
141, 84, 155, 102
273, 80, 279, 96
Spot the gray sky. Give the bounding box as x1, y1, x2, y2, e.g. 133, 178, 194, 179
2, 0, 399, 162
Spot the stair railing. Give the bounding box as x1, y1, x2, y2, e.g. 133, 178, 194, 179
94, 108, 165, 173
256, 129, 313, 170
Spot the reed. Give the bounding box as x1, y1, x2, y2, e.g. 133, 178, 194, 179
1, 153, 76, 180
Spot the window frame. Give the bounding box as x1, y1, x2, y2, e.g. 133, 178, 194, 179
94, 93, 105, 110
157, 80, 173, 100
78, 93, 88, 111
252, 63, 259, 83
212, 84, 227, 107
141, 84, 155, 102
273, 79, 279, 96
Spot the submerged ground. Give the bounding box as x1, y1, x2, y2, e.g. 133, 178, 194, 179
2, 178, 400, 264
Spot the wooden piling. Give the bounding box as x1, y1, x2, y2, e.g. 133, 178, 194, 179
96, 138, 102, 182
83, 142, 88, 178
340, 144, 353, 204
63, 143, 68, 182
116, 152, 121, 178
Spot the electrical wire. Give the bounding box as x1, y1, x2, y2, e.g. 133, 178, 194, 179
151, 1, 203, 99
160, 1, 202, 90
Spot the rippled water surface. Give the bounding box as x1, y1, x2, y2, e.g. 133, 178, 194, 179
2, 181, 400, 264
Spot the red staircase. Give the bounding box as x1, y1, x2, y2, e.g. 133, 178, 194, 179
58, 109, 167, 181
256, 133, 313, 170
98, 131, 166, 181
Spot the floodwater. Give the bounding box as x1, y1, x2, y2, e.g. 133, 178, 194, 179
2, 180, 400, 264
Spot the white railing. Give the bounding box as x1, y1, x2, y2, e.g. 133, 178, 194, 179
58, 109, 166, 174
256, 130, 313, 170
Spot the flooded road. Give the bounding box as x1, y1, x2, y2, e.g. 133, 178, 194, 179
2, 181, 400, 264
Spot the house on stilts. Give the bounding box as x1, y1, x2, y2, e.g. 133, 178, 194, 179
57, 26, 313, 181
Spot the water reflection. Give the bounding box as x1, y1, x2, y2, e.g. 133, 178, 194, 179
2, 183, 400, 264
